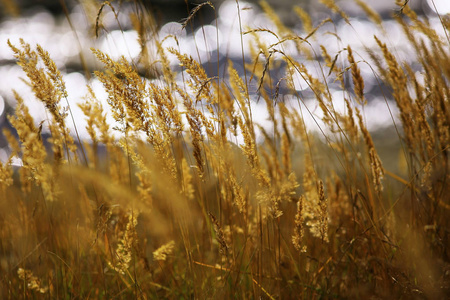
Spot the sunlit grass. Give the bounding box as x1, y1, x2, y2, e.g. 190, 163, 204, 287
0, 0, 449, 299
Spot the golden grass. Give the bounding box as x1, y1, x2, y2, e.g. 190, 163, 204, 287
0, 0, 449, 299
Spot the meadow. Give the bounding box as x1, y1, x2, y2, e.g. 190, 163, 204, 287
0, 0, 449, 298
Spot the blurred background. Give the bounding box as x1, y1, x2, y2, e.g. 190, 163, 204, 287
0, 0, 449, 160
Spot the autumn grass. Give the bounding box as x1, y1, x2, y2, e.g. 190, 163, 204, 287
0, 0, 449, 298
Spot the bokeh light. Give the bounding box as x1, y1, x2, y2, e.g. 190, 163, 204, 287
0, 95, 5, 117
100, 29, 140, 61
426, 0, 450, 14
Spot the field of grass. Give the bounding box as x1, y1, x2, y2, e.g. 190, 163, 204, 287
0, 0, 449, 298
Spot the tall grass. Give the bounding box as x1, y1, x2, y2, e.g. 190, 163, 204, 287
0, 0, 449, 298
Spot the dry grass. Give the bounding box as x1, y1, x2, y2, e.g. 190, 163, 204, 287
0, 0, 449, 299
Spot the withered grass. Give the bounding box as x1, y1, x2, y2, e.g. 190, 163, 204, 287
0, 0, 449, 299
